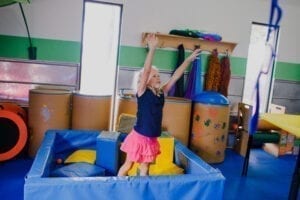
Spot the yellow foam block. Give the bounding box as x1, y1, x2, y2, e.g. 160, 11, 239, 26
156, 133, 174, 164
259, 114, 300, 137
128, 162, 184, 176
128, 132, 181, 176
64, 149, 96, 164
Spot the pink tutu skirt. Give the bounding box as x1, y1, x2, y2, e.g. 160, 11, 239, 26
120, 129, 160, 163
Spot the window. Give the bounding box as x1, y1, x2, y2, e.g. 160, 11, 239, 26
0, 59, 79, 104
242, 22, 280, 113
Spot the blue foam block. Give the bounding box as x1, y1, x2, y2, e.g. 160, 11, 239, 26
96, 131, 121, 175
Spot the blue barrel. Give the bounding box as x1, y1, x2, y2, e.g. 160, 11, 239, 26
190, 91, 229, 163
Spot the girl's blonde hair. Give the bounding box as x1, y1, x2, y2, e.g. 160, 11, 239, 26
131, 66, 159, 91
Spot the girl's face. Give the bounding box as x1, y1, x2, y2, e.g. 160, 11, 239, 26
147, 68, 161, 89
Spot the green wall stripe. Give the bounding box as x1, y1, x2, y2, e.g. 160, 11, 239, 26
0, 35, 29, 59
275, 62, 300, 81
229, 57, 247, 76
0, 35, 80, 63
119, 46, 148, 68
119, 46, 247, 75
35, 38, 81, 63
0, 35, 299, 81
119, 46, 181, 70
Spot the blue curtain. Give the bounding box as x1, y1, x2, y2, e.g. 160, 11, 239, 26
184, 55, 202, 100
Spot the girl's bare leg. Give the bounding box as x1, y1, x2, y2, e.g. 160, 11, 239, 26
139, 162, 150, 176
118, 156, 133, 176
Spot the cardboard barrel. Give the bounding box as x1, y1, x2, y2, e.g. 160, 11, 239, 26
28, 89, 71, 157
0, 103, 27, 161
116, 96, 136, 115
190, 92, 229, 163
116, 96, 191, 146
162, 97, 191, 146
71, 93, 111, 130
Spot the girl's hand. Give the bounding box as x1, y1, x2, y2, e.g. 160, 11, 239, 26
145, 33, 159, 50
186, 48, 202, 63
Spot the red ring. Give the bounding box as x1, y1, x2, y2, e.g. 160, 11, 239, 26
0, 110, 27, 161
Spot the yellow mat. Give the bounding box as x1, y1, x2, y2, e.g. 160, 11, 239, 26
258, 114, 300, 137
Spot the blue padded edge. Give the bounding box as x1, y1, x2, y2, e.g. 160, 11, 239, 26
24, 174, 225, 200
174, 140, 222, 175
25, 130, 225, 200
26, 131, 56, 178
26, 129, 100, 178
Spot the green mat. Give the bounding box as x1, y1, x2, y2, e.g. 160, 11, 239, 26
253, 131, 280, 144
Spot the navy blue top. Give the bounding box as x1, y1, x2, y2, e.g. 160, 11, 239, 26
134, 88, 165, 137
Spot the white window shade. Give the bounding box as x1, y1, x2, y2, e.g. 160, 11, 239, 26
80, 2, 121, 96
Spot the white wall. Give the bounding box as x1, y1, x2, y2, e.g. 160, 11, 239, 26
120, 0, 299, 63
0, 0, 82, 41
0, 0, 299, 63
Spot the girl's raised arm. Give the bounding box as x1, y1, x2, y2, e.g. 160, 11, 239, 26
137, 34, 158, 96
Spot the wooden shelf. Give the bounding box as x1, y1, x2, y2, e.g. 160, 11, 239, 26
142, 32, 237, 54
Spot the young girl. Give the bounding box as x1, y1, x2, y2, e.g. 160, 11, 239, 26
117, 33, 201, 176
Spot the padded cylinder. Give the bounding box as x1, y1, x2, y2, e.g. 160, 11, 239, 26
0, 103, 27, 161
71, 93, 111, 130
28, 89, 71, 157
190, 92, 229, 163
